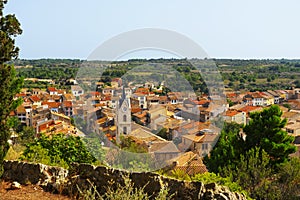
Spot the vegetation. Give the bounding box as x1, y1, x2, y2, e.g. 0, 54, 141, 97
106, 136, 152, 171
20, 134, 96, 169
82, 132, 106, 164
244, 105, 296, 167
0, 0, 23, 177
204, 122, 244, 174
205, 106, 298, 199
10, 57, 300, 92
77, 175, 173, 200
192, 172, 249, 198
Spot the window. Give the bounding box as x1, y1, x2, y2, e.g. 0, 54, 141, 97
202, 143, 208, 150
123, 115, 127, 122
123, 127, 127, 134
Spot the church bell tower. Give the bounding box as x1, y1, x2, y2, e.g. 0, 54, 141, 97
116, 86, 131, 142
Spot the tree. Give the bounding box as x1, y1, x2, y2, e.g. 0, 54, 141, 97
18, 126, 35, 145
244, 105, 296, 167
204, 122, 245, 175
82, 132, 105, 163
223, 147, 278, 199
276, 157, 300, 199
0, 0, 23, 177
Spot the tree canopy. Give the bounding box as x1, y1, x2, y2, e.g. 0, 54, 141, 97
21, 134, 96, 168
0, 0, 23, 177
244, 105, 296, 166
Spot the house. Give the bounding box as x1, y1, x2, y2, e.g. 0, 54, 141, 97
260, 92, 274, 106
132, 93, 147, 109
169, 95, 178, 105
61, 93, 75, 102
102, 87, 114, 96
16, 105, 26, 124
179, 129, 218, 156
111, 78, 122, 88
42, 101, 61, 113
29, 105, 51, 129
147, 96, 160, 106
243, 92, 265, 106
32, 88, 45, 95
159, 96, 168, 104
62, 101, 73, 117
286, 123, 300, 135
71, 85, 84, 97
147, 105, 168, 130
224, 109, 246, 125
266, 90, 281, 104
128, 126, 180, 162
47, 87, 58, 95
51, 111, 71, 124
29, 95, 42, 106
238, 105, 263, 124
290, 136, 300, 157
167, 151, 208, 175
148, 141, 180, 164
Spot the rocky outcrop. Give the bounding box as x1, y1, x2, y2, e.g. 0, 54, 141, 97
2, 160, 68, 189
2, 160, 247, 200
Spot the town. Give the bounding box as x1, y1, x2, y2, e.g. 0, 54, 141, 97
11, 72, 300, 174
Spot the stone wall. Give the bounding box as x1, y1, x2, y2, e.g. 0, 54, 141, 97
2, 160, 247, 200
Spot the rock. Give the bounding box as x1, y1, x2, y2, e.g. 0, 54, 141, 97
216, 193, 229, 200
11, 181, 21, 189
2, 160, 248, 200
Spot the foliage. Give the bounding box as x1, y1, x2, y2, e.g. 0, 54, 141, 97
204, 122, 244, 174
192, 172, 249, 198
205, 106, 298, 199
20, 134, 96, 168
105, 136, 152, 171
276, 157, 300, 199
223, 147, 278, 199
0, 0, 23, 177
282, 103, 291, 111
82, 132, 105, 163
169, 169, 191, 181
18, 126, 35, 145
7, 116, 21, 132
244, 105, 296, 167
119, 136, 148, 153
4, 144, 25, 160
156, 128, 169, 140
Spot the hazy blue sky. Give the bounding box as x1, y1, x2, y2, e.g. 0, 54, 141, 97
4, 0, 300, 59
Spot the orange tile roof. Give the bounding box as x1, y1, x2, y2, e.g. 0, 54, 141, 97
42, 101, 61, 109
238, 105, 261, 113
131, 107, 142, 113
225, 110, 241, 117
16, 105, 26, 113
135, 87, 149, 94
47, 87, 57, 92
63, 101, 72, 108
192, 100, 210, 105
30, 95, 41, 102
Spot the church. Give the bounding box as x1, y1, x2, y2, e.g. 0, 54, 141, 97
116, 86, 132, 141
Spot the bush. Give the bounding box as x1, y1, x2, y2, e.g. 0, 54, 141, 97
20, 133, 96, 168
192, 172, 250, 199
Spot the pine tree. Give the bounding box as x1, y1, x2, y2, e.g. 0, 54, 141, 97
204, 122, 245, 174
244, 105, 296, 167
0, 0, 23, 177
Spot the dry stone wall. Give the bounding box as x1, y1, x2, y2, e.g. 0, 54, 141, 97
2, 160, 247, 200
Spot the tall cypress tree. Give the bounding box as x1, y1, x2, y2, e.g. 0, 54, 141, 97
0, 0, 23, 177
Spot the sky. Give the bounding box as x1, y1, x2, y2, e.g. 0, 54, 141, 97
4, 0, 300, 60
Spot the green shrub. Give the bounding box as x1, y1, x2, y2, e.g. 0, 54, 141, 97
192, 172, 251, 199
